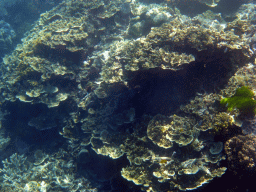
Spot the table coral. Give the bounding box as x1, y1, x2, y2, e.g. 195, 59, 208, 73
147, 114, 196, 148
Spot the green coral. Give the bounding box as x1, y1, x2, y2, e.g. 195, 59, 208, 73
220, 86, 256, 114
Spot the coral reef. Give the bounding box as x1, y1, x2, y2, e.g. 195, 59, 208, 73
77, 111, 226, 191
0, 0, 130, 107
119, 115, 226, 191
225, 135, 256, 171
97, 10, 254, 88
1, 1, 254, 107
0, 149, 97, 192
0, 0, 256, 191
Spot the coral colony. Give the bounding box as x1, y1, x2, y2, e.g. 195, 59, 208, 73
0, 0, 255, 191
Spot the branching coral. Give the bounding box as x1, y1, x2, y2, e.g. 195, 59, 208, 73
225, 135, 256, 171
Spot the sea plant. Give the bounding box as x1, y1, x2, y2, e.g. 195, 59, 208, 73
220, 86, 256, 114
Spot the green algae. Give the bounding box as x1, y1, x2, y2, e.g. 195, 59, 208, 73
220, 86, 256, 114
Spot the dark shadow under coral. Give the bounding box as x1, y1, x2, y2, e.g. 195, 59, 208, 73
127, 50, 232, 116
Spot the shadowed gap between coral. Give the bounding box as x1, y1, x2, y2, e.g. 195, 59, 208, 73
127, 50, 232, 116
48, 75, 79, 92
1, 101, 67, 149
77, 148, 136, 191
33, 43, 87, 66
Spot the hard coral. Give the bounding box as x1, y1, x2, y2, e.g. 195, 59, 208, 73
225, 134, 256, 171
